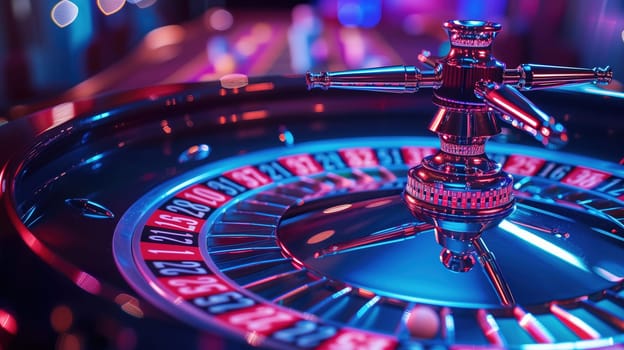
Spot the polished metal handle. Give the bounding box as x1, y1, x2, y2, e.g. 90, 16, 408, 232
307, 64, 612, 94
503, 64, 612, 90
474, 81, 568, 149
306, 65, 441, 93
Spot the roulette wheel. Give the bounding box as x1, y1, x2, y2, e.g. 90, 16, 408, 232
0, 19, 623, 349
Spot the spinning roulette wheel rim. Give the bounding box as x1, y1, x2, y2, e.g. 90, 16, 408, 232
0, 76, 623, 349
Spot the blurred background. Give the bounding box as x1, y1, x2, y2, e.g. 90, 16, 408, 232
1, 0, 623, 120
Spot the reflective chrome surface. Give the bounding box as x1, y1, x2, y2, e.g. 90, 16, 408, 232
306, 19, 615, 277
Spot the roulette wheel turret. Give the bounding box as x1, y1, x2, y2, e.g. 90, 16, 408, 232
0, 19, 623, 350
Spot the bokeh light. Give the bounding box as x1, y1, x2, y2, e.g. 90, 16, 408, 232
251, 23, 272, 43
220, 73, 249, 89
97, 0, 125, 15
207, 8, 234, 31
127, 0, 157, 9
214, 54, 236, 74
116, 328, 138, 350
337, 0, 381, 28
55, 333, 81, 350
50, 305, 73, 333
403, 14, 425, 36
11, 0, 32, 20
144, 25, 186, 50
0, 309, 18, 335
50, 0, 79, 28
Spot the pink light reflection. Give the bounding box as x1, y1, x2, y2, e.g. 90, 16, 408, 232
206, 8, 233, 31
491, 96, 539, 128
0, 309, 18, 335
550, 304, 600, 340
73, 271, 102, 294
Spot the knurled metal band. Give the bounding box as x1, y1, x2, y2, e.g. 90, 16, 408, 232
405, 176, 513, 210
432, 94, 487, 110
449, 36, 493, 48
440, 140, 485, 156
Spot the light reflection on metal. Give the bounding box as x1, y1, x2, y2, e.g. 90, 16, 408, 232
508, 218, 570, 239
0, 164, 7, 194
313, 222, 431, 258
148, 280, 167, 297
417, 50, 437, 68
513, 307, 555, 343
51, 102, 76, 127
244, 82, 275, 92
278, 127, 295, 146
73, 271, 102, 294
499, 220, 589, 272
0, 309, 18, 335
50, 0, 78, 28
317, 286, 352, 312
476, 309, 505, 346
473, 238, 515, 306
352, 295, 380, 321
441, 307, 455, 341
91, 111, 111, 122
245, 331, 263, 347
96, 0, 125, 16
178, 144, 211, 164
550, 303, 600, 340
82, 153, 104, 166
593, 266, 623, 282
65, 198, 114, 219
241, 110, 268, 121
364, 199, 392, 208
323, 204, 352, 214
